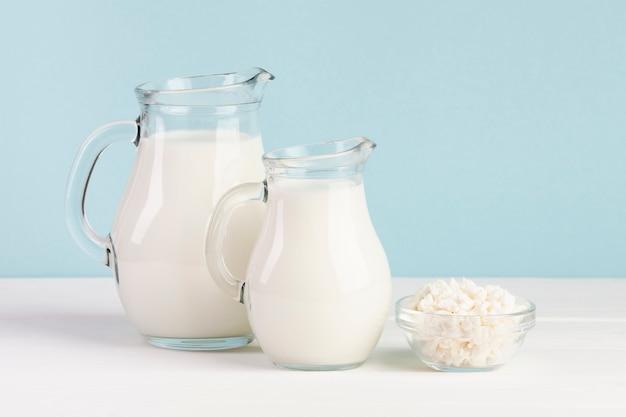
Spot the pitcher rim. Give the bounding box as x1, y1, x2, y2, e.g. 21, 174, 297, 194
134, 67, 274, 95
263, 136, 376, 172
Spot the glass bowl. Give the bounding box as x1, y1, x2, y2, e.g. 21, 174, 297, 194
395, 295, 536, 372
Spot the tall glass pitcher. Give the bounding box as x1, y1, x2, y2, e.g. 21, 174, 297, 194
206, 137, 391, 370
65, 68, 273, 350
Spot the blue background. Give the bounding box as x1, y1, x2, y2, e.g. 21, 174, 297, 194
1, 0, 625, 278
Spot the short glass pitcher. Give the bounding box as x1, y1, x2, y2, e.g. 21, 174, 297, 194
206, 137, 391, 370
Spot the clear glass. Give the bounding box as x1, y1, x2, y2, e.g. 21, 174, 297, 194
65, 68, 273, 350
395, 295, 536, 371
263, 136, 376, 178
206, 137, 391, 370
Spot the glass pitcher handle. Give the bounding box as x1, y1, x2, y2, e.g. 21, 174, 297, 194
65, 119, 140, 266
205, 181, 268, 303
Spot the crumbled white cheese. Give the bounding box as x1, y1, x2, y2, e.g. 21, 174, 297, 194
408, 278, 525, 368
409, 277, 519, 315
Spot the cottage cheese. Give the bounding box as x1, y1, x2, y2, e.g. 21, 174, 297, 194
408, 278, 525, 368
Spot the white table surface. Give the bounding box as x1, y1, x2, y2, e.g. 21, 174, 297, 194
1, 277, 625, 416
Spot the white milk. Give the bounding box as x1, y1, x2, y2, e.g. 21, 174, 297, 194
245, 178, 391, 367
111, 130, 265, 339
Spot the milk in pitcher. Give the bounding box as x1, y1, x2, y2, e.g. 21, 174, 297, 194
111, 129, 265, 340
245, 178, 392, 367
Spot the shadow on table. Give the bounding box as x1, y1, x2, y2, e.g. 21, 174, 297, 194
366, 346, 433, 372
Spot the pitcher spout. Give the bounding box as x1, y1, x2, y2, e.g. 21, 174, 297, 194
343, 136, 376, 165
245, 67, 274, 103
